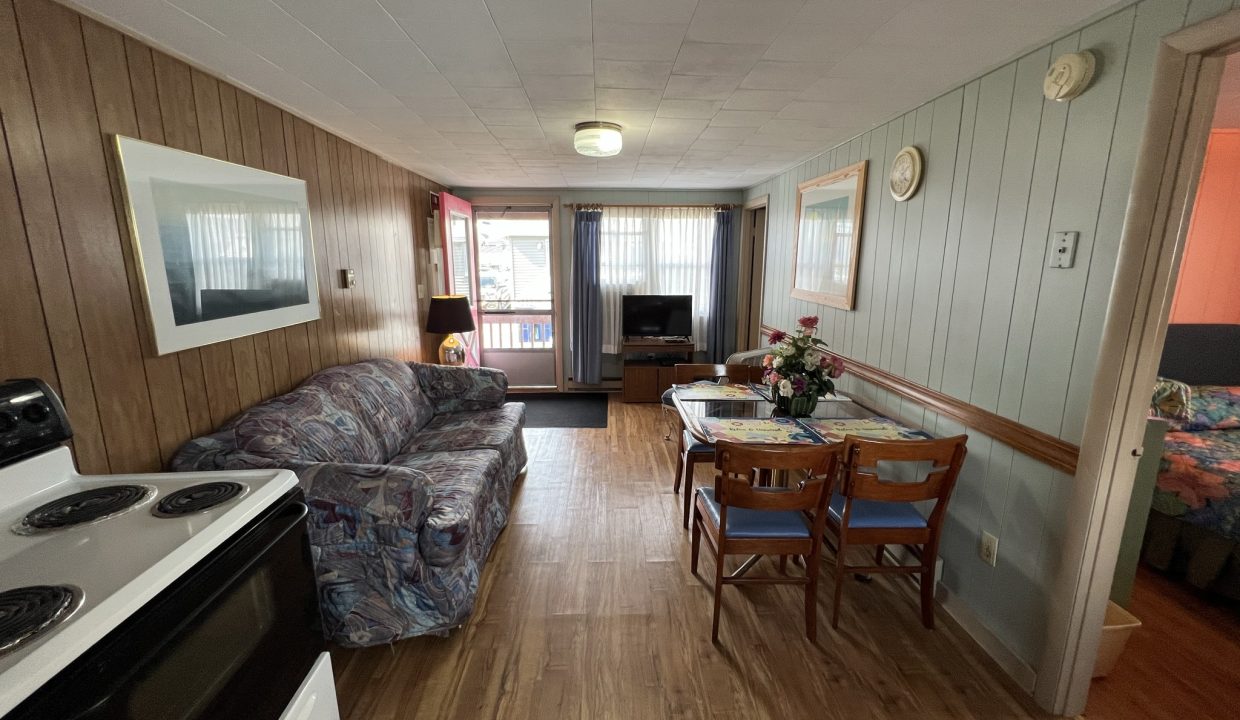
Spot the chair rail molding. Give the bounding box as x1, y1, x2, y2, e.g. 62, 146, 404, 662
760, 325, 1080, 474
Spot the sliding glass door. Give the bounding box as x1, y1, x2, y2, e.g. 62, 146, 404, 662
473, 206, 556, 388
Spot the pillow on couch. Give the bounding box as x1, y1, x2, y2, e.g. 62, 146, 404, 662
1151, 376, 1191, 423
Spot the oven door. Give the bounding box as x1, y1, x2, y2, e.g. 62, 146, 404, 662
9, 490, 324, 720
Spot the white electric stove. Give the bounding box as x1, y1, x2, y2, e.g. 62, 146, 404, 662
0, 378, 338, 720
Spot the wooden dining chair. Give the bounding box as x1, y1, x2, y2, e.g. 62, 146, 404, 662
690, 441, 840, 642
673, 363, 766, 529
823, 434, 968, 630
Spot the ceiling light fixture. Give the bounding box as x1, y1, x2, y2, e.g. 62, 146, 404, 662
574, 121, 623, 157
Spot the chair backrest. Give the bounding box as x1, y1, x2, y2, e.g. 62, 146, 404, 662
713, 441, 840, 525
674, 363, 764, 385
840, 435, 968, 526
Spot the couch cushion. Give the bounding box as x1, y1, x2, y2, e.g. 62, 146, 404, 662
302, 360, 435, 460
218, 385, 389, 465
400, 403, 524, 458
389, 449, 508, 566
696, 487, 811, 539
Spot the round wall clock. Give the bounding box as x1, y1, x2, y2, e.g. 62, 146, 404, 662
1043, 50, 1096, 102
889, 146, 923, 202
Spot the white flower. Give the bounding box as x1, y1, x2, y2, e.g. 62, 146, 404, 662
804, 350, 821, 367
778, 379, 793, 397
772, 356, 784, 368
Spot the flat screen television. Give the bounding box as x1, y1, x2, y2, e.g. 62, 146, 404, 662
622, 294, 692, 338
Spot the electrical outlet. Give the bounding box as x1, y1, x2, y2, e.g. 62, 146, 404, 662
980, 531, 999, 567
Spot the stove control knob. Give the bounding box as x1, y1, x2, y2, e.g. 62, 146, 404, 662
21, 403, 50, 424
0, 411, 16, 433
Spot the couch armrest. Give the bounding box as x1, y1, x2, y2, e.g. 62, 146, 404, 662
411, 363, 508, 414
296, 462, 432, 537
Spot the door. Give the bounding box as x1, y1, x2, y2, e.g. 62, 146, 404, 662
438, 192, 481, 366
736, 202, 768, 351
473, 205, 557, 388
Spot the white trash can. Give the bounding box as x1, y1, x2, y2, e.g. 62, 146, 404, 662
1092, 601, 1142, 678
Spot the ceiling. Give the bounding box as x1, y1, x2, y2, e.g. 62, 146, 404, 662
69, 0, 1127, 189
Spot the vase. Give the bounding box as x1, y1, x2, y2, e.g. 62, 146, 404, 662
777, 393, 818, 418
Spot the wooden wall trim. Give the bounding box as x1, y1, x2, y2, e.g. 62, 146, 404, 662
761, 324, 1080, 473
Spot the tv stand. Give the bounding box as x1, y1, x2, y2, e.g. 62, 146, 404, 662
621, 337, 694, 403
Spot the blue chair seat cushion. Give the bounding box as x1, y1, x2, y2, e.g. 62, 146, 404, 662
828, 493, 927, 529
696, 487, 811, 538
683, 428, 712, 454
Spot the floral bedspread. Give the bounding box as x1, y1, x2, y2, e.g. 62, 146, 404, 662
1154, 429, 1240, 542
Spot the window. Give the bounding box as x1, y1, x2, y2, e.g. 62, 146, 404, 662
598, 206, 717, 353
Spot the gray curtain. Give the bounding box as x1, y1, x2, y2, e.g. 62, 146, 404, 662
571, 208, 603, 384
707, 208, 735, 363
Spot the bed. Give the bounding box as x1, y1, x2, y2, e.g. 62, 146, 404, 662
1143, 324, 1240, 600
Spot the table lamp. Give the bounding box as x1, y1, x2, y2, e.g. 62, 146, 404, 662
426, 294, 475, 365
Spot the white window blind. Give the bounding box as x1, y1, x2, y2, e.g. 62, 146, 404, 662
598, 206, 716, 353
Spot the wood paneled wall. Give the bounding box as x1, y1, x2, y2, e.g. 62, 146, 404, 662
0, 0, 443, 475
746, 0, 1235, 676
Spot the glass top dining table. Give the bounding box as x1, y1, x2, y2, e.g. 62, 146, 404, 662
671, 389, 883, 446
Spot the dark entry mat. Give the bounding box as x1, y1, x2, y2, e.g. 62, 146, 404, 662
516, 392, 608, 428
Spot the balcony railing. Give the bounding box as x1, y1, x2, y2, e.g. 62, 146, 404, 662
480, 312, 554, 351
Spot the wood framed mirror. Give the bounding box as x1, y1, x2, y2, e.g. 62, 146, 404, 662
791, 160, 867, 310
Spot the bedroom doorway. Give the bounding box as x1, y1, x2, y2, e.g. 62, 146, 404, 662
1048, 10, 1240, 718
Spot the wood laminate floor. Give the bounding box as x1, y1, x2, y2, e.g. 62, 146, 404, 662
1084, 566, 1240, 720
331, 398, 1048, 719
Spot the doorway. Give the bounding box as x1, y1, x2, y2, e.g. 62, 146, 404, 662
1046, 9, 1240, 718
473, 205, 558, 389
736, 196, 768, 352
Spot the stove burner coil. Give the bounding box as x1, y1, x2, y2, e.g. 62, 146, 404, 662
152, 482, 247, 518
14, 485, 156, 535
0, 585, 82, 656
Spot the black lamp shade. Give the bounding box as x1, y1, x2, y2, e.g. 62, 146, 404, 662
426, 295, 475, 333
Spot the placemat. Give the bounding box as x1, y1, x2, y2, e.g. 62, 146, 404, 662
698, 417, 824, 444
674, 384, 765, 401
798, 417, 932, 444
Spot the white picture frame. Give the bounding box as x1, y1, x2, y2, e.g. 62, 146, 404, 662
114, 135, 320, 355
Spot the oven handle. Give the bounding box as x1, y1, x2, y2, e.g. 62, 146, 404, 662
66, 496, 310, 719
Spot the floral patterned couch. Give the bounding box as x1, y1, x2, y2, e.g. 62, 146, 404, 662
171, 359, 527, 646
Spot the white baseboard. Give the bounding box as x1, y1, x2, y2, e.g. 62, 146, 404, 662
879, 545, 1036, 693
937, 585, 1038, 693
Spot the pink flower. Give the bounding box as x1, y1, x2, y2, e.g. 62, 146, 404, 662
762, 354, 773, 368
829, 357, 845, 379
767, 371, 782, 385
798, 316, 819, 330
768, 329, 787, 344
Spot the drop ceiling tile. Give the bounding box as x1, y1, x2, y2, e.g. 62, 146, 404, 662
686, 0, 805, 45
656, 99, 725, 119
523, 75, 595, 101
722, 90, 799, 112
710, 110, 776, 127
443, 66, 524, 88
763, 23, 870, 63
440, 132, 501, 147
673, 42, 767, 77
475, 107, 541, 126
531, 99, 596, 118
698, 125, 752, 141
661, 74, 740, 101
498, 137, 548, 151
597, 88, 662, 111
506, 41, 594, 76
489, 125, 545, 139
595, 110, 656, 129
488, 0, 592, 42
595, 60, 674, 90
740, 61, 832, 91
592, 0, 697, 24
649, 117, 710, 135
456, 87, 533, 110
593, 22, 688, 62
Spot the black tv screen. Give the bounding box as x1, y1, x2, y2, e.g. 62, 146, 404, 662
622, 295, 693, 337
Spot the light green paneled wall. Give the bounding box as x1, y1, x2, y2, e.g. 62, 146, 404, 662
746, 0, 1231, 674
455, 187, 745, 381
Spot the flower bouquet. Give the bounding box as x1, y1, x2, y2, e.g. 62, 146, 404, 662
761, 316, 845, 417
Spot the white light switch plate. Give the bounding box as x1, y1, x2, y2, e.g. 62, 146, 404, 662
1049, 231, 1078, 268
